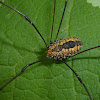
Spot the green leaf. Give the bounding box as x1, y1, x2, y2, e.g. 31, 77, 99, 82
0, 0, 100, 100
87, 0, 100, 7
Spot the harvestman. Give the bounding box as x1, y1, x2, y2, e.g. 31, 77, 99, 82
0, 0, 100, 100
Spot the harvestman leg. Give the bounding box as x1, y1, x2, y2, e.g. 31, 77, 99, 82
0, 1, 49, 89
0, 1, 48, 48
50, 0, 68, 43
62, 60, 92, 100
0, 58, 48, 90
62, 46, 100, 100
50, 0, 56, 44
72, 46, 100, 57
55, 0, 68, 42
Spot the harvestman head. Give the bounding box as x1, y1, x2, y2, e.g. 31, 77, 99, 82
0, 0, 100, 100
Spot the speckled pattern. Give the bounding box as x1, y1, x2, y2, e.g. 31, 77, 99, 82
47, 37, 83, 60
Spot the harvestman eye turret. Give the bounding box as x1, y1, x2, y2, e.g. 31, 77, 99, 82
0, 0, 100, 100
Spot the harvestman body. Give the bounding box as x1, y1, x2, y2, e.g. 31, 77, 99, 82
0, 0, 100, 100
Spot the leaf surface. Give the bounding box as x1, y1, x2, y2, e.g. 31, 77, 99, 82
0, 0, 100, 100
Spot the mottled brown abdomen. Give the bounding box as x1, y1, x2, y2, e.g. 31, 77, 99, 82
46, 37, 83, 60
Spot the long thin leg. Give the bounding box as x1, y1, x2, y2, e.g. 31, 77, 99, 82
0, 58, 48, 90
72, 46, 100, 57
50, 0, 56, 44
0, 1, 48, 48
62, 60, 92, 100
55, 0, 68, 42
